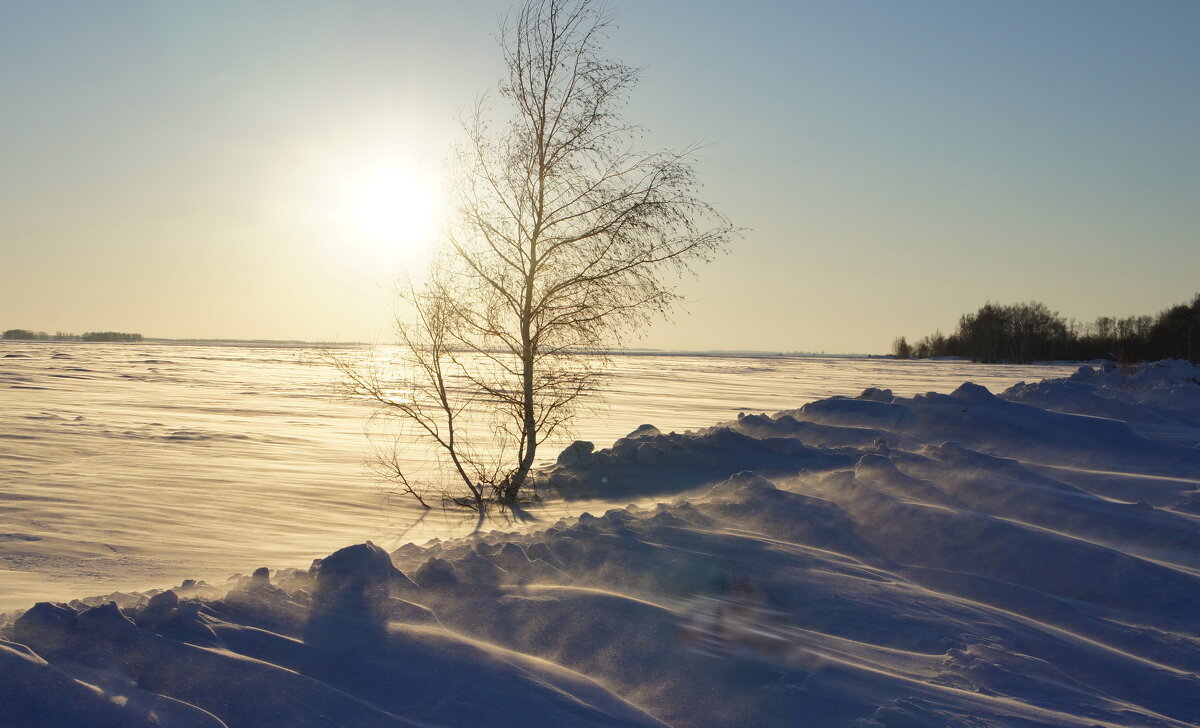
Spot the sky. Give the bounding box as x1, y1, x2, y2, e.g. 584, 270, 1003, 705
2, 1, 1198, 354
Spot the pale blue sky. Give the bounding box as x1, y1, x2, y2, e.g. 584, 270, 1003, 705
2, 1, 1197, 352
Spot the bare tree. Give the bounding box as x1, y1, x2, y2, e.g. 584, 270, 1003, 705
346, 0, 733, 512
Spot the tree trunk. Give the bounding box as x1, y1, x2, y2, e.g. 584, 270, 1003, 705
506, 344, 538, 503
506, 247, 539, 504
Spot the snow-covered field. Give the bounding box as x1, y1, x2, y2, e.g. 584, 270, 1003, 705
5, 345, 1200, 727
0, 342, 1074, 610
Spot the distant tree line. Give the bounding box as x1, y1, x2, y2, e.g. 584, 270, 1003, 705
892, 294, 1200, 364
2, 329, 143, 342
80, 331, 144, 342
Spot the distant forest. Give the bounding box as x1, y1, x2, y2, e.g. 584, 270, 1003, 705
892, 293, 1200, 364
2, 329, 143, 342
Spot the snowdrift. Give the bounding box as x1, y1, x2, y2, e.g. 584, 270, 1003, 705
3, 361, 1200, 727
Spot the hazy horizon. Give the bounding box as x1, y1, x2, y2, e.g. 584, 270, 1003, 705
0, 332, 870, 356
3, 1, 1198, 352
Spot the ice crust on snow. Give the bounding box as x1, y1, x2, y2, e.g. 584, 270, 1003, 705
3, 361, 1200, 726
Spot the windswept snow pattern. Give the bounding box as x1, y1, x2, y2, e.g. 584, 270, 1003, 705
3, 361, 1200, 726
0, 342, 1074, 610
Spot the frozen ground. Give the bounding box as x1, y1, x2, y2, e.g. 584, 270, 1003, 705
0, 342, 1074, 610
2, 358, 1199, 726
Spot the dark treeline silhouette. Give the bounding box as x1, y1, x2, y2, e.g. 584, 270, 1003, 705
81, 331, 144, 342
2, 329, 143, 342
892, 294, 1200, 364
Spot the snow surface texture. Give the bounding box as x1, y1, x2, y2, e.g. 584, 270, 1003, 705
0, 342, 1074, 610
4, 357, 1200, 726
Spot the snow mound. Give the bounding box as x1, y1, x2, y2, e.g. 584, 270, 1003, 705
542, 426, 858, 498
1003, 359, 1200, 446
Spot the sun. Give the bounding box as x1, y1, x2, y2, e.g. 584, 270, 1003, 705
343, 165, 440, 256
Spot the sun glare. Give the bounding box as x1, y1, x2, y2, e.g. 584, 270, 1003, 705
343, 165, 440, 257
